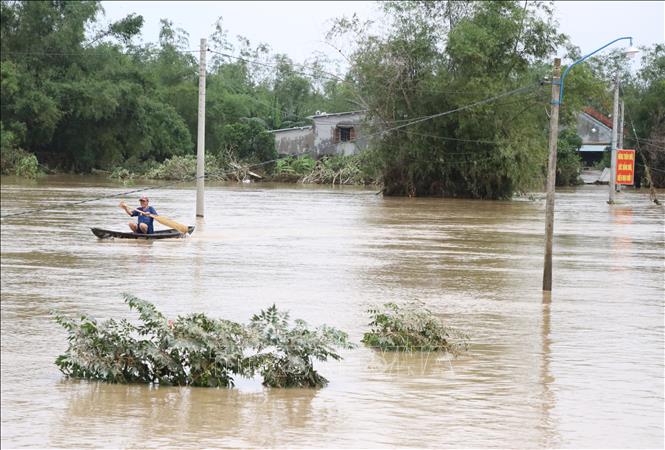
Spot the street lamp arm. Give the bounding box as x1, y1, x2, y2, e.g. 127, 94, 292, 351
558, 36, 633, 104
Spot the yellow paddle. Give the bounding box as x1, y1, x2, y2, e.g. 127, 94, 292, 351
120, 202, 190, 234
148, 214, 190, 234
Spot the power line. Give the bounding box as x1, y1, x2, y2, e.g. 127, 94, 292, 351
623, 104, 663, 205
396, 129, 506, 145
273, 83, 541, 157
375, 84, 540, 135
0, 177, 195, 219
207, 49, 347, 83
2, 82, 540, 219
639, 164, 665, 174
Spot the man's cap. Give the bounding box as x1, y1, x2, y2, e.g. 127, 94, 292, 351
139, 195, 149, 201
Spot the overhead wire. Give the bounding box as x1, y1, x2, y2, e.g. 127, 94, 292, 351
622, 104, 662, 204
206, 48, 347, 83
3, 39, 545, 212
1, 81, 540, 219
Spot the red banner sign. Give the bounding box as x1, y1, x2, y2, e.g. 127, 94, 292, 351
616, 149, 635, 185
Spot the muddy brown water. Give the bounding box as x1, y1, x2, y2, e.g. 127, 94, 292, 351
1, 175, 663, 448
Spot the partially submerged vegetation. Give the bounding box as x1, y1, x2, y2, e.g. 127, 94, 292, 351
54, 296, 470, 388
248, 305, 354, 387
107, 153, 380, 186
272, 154, 377, 185
109, 153, 237, 182
1, 124, 41, 178
362, 302, 469, 355
54, 295, 354, 388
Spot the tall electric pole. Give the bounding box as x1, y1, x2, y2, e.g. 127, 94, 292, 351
609, 73, 620, 204
618, 99, 625, 150
543, 58, 561, 292
196, 38, 207, 217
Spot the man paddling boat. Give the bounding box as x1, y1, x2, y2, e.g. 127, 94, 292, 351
120, 196, 157, 234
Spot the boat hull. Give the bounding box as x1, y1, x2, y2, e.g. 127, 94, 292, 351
91, 226, 194, 240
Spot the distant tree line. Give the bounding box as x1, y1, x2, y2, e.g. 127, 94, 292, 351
0, 0, 355, 175
1, 1, 662, 196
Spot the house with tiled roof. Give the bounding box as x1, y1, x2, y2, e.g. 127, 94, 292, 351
576, 107, 612, 166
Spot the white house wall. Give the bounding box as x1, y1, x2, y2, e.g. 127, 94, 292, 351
312, 112, 366, 156
273, 127, 314, 155
270, 112, 367, 157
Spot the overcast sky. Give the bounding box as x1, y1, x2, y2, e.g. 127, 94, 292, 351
100, 1, 664, 69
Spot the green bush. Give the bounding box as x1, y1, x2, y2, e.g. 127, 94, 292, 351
274, 157, 296, 175
556, 129, 583, 186
362, 302, 469, 354
54, 295, 247, 387
273, 155, 316, 177
1, 123, 41, 178
144, 154, 230, 181
214, 120, 276, 163
145, 155, 197, 180
290, 155, 317, 174
593, 150, 611, 170
14, 153, 40, 178
248, 305, 355, 388
54, 295, 353, 388
301, 155, 369, 185
272, 154, 378, 185
109, 167, 133, 181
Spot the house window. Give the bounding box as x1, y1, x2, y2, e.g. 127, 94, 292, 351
334, 126, 355, 143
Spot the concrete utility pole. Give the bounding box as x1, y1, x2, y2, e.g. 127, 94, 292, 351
196, 38, 207, 217
609, 72, 620, 204
618, 99, 625, 150
543, 58, 561, 292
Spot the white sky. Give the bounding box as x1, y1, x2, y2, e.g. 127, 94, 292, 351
100, 1, 664, 69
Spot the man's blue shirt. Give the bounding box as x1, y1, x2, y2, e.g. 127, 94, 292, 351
132, 206, 157, 233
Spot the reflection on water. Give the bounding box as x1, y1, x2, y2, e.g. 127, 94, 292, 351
1, 176, 663, 448
51, 381, 320, 448
539, 292, 557, 448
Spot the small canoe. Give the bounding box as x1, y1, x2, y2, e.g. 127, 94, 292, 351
91, 226, 194, 240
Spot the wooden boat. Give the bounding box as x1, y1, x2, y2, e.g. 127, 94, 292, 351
91, 226, 194, 240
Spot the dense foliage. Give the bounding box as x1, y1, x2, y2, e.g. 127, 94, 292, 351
555, 129, 584, 186
330, 1, 567, 198
362, 302, 469, 354
330, 1, 663, 195
54, 294, 354, 388
622, 45, 665, 188
0, 1, 353, 175
273, 154, 377, 185
248, 305, 355, 387
2, 0, 661, 193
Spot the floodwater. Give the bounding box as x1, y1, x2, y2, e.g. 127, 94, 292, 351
1, 175, 663, 449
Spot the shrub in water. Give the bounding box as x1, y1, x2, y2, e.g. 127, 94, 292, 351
109, 167, 133, 181
247, 305, 355, 388
54, 295, 353, 388
15, 153, 40, 178
362, 302, 469, 354
54, 295, 248, 387
145, 155, 197, 180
